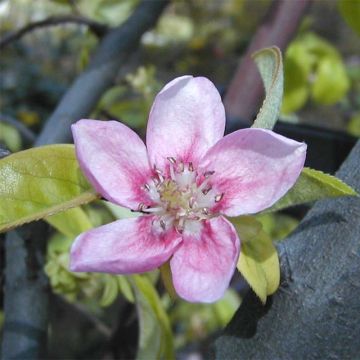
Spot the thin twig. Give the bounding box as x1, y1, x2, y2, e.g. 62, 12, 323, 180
0, 113, 36, 143
0, 15, 109, 50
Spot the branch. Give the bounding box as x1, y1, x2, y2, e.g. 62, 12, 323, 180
1, 1, 168, 358
224, 0, 312, 129
36, 0, 168, 145
212, 140, 360, 359
0, 15, 109, 50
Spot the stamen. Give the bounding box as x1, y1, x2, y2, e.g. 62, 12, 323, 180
144, 206, 163, 213
189, 197, 196, 208
204, 170, 215, 178
202, 186, 212, 195
160, 220, 166, 230
202, 207, 209, 215
138, 203, 146, 211
215, 193, 224, 202
143, 183, 150, 191
167, 157, 176, 164
176, 217, 185, 233
188, 162, 194, 172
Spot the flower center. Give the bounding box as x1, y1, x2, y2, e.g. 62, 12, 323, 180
139, 158, 224, 234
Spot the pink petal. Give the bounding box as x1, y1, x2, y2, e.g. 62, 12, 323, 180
170, 216, 240, 303
146, 76, 225, 172
72, 119, 153, 209
70, 216, 182, 274
198, 128, 307, 216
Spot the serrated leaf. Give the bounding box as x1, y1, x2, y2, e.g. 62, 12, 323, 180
252, 46, 283, 130
0, 144, 99, 233
130, 275, 174, 360
232, 216, 280, 303
266, 167, 358, 213
46, 207, 93, 239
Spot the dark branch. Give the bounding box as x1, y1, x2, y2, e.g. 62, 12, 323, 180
212, 140, 360, 359
0, 15, 109, 50
1, 1, 168, 358
36, 0, 168, 145
224, 0, 312, 127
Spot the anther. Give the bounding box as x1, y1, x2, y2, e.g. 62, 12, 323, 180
143, 183, 150, 191
204, 170, 215, 178
202, 186, 212, 195
215, 193, 224, 202
167, 157, 176, 164
202, 207, 209, 215
189, 197, 196, 208
138, 203, 146, 211
160, 220, 166, 230
188, 162, 194, 172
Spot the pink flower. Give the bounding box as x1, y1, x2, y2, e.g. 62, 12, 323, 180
70, 76, 306, 303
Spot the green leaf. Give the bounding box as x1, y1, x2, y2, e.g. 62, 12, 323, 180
267, 167, 358, 213
0, 144, 99, 233
311, 57, 350, 105
46, 207, 93, 239
160, 261, 178, 300
130, 275, 174, 360
282, 43, 311, 114
117, 276, 135, 303
233, 216, 280, 303
100, 275, 120, 307
338, 0, 360, 36
252, 46, 284, 130
0, 122, 22, 152
347, 112, 360, 137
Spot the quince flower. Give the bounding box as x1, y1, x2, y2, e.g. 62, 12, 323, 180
70, 76, 306, 303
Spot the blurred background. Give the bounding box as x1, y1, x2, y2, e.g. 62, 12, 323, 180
0, 0, 359, 358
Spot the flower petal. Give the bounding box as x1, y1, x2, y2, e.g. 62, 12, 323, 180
70, 216, 182, 274
146, 76, 225, 172
170, 216, 240, 303
198, 128, 307, 216
72, 119, 153, 209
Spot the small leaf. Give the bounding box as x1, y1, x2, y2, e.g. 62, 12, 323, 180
130, 275, 174, 360
0, 122, 22, 152
338, 0, 360, 36
46, 207, 93, 239
232, 216, 280, 303
311, 57, 350, 105
0, 144, 99, 233
117, 276, 134, 303
252, 46, 283, 130
100, 275, 120, 307
266, 167, 358, 213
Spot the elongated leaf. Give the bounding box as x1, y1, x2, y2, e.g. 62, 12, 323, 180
0, 144, 99, 233
252, 46, 283, 130
266, 167, 358, 213
46, 207, 93, 239
232, 216, 280, 303
130, 275, 174, 360
160, 261, 178, 300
